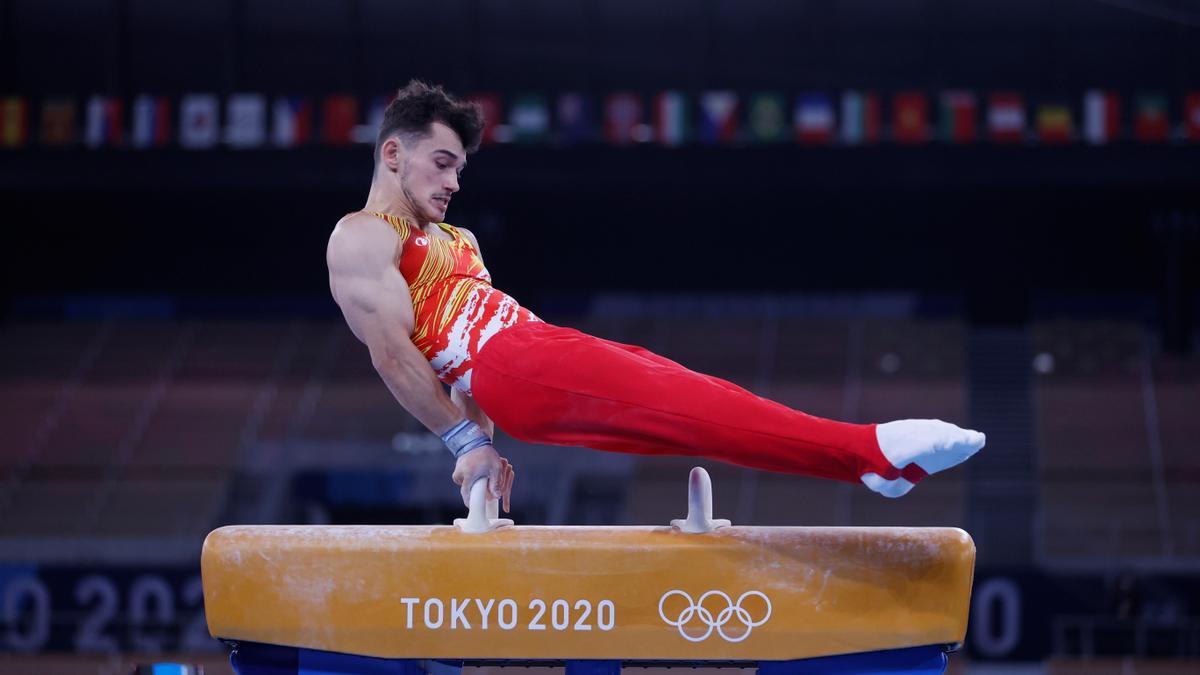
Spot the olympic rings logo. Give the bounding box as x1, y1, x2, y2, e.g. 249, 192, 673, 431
657, 590, 772, 643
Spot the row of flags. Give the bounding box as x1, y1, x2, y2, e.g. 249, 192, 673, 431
3, 90, 1200, 150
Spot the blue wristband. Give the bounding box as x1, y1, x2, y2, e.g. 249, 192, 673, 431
440, 419, 491, 458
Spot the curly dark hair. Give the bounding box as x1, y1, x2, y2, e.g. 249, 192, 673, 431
375, 80, 484, 160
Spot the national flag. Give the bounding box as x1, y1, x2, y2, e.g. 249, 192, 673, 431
1133, 93, 1169, 142
840, 91, 880, 145
271, 96, 312, 148
84, 95, 124, 148
1035, 103, 1073, 144
987, 92, 1025, 143
40, 99, 78, 147
1, 97, 29, 148
747, 93, 787, 143
652, 91, 689, 147
1083, 90, 1121, 145
509, 94, 549, 144
224, 94, 266, 148
603, 92, 642, 145
938, 91, 977, 143
892, 92, 929, 144
793, 93, 834, 144
130, 95, 171, 148
467, 93, 503, 145
1185, 93, 1200, 142
361, 94, 393, 145
697, 91, 738, 144
179, 94, 219, 149
555, 92, 595, 145
322, 95, 359, 147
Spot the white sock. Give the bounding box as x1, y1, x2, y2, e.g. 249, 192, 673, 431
860, 419, 986, 498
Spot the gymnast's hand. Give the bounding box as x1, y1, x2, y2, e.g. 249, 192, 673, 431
451, 443, 515, 513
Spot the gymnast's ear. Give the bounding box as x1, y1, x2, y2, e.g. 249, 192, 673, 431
378, 134, 404, 173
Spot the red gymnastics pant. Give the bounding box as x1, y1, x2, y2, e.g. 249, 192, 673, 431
471, 321, 927, 485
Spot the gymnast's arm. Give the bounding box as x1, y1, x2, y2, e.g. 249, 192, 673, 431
327, 214, 514, 510
451, 387, 494, 438
327, 214, 465, 434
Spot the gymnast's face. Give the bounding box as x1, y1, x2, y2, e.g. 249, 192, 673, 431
395, 121, 466, 225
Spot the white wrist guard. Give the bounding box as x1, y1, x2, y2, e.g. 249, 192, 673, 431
441, 419, 491, 458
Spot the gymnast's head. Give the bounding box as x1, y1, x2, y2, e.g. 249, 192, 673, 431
373, 80, 484, 224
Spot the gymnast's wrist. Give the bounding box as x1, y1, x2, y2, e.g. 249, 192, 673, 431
440, 418, 491, 458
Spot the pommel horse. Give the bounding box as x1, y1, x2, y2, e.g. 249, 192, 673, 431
202, 468, 975, 674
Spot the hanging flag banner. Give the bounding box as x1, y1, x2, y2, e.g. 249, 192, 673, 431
652, 91, 689, 147
746, 93, 786, 143
1035, 103, 1073, 144
603, 92, 643, 145
1133, 93, 1169, 142
892, 91, 929, 144
840, 91, 880, 145
466, 93, 504, 145
509, 94, 550, 144
84, 95, 124, 148
1082, 90, 1120, 145
40, 99, 78, 147
2, 97, 29, 149
556, 92, 595, 145
697, 91, 738, 144
272, 96, 312, 148
794, 93, 834, 144
359, 94, 394, 145
179, 94, 219, 149
322, 95, 359, 147
987, 92, 1025, 144
1185, 92, 1200, 142
224, 94, 267, 149
131, 95, 171, 149
938, 91, 977, 144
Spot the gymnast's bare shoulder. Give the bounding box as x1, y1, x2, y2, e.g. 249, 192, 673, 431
326, 212, 415, 346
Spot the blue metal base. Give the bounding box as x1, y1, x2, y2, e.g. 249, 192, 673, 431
229, 642, 947, 675
759, 645, 947, 674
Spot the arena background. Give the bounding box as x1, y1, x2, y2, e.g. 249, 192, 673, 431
2, 0, 1199, 673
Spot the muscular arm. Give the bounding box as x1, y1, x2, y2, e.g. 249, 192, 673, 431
327, 213, 462, 435
452, 387, 494, 438
327, 214, 513, 509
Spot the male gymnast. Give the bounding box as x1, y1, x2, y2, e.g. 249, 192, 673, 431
326, 81, 985, 512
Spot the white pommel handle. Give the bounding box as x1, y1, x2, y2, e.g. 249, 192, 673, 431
453, 478, 514, 533
670, 467, 731, 533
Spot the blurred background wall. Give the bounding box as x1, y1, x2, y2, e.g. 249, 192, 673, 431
1, 1, 1199, 673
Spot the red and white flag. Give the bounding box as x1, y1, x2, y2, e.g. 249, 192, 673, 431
1083, 90, 1120, 145
179, 94, 219, 149
987, 92, 1025, 144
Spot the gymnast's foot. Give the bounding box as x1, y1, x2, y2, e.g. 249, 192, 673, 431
861, 419, 986, 498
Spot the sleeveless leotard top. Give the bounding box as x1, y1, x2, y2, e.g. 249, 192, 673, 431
368, 211, 539, 395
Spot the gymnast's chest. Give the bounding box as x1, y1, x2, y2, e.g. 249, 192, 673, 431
397, 232, 491, 287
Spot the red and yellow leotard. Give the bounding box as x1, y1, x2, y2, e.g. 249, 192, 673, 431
368, 211, 539, 394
